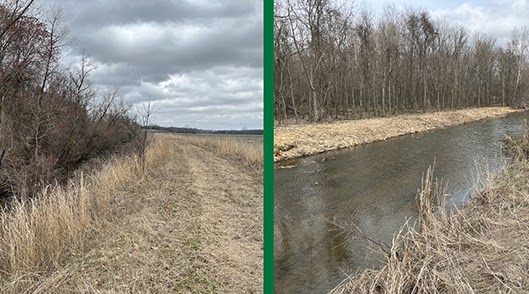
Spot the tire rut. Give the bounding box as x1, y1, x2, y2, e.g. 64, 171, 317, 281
180, 140, 263, 294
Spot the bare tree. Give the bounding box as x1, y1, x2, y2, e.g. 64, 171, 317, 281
137, 98, 157, 177
0, 2, 143, 200
274, 1, 529, 122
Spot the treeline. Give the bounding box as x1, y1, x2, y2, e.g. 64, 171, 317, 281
0, 1, 143, 200
274, 0, 529, 123
147, 125, 263, 135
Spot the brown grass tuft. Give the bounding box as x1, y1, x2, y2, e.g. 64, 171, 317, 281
0, 136, 172, 292
331, 159, 529, 293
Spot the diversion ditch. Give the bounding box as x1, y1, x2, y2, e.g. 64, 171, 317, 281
274, 110, 529, 294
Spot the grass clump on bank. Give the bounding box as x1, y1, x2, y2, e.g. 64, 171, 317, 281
331, 135, 529, 293
0, 136, 172, 292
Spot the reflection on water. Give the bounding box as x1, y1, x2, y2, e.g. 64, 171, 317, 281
274, 111, 529, 294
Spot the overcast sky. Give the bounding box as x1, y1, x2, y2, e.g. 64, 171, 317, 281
37, 0, 263, 130
365, 0, 529, 45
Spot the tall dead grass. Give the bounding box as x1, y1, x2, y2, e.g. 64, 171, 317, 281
0, 136, 172, 292
181, 135, 263, 170
332, 149, 529, 293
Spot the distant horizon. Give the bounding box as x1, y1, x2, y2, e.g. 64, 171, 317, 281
146, 124, 263, 132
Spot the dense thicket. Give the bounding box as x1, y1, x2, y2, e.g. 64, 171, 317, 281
274, 0, 529, 123
0, 1, 142, 200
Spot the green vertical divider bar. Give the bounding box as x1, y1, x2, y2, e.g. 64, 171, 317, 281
263, 0, 274, 293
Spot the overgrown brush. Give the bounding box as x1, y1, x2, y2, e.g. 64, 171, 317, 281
0, 136, 172, 292
331, 159, 529, 293
0, 1, 145, 200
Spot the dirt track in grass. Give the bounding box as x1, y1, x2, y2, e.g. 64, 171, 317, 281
32, 135, 263, 293
275, 107, 522, 162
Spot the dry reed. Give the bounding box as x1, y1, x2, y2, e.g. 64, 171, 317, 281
0, 136, 172, 292
331, 145, 529, 293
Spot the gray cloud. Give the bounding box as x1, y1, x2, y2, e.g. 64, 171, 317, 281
105, 63, 264, 130
365, 0, 529, 45
429, 0, 529, 45
67, 0, 256, 27
38, 0, 263, 130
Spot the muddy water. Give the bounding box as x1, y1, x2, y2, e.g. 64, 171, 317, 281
274, 111, 529, 294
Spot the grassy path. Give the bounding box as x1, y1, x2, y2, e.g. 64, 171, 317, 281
183, 141, 263, 293
32, 136, 263, 293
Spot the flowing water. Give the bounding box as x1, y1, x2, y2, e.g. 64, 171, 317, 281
274, 111, 529, 294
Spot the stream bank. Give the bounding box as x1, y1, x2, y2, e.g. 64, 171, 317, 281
330, 134, 529, 294
275, 107, 522, 162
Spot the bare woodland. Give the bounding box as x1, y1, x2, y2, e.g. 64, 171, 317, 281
274, 0, 529, 123
0, 0, 143, 200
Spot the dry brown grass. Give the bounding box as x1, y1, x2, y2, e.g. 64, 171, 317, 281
275, 107, 522, 161
0, 133, 262, 293
17, 133, 262, 293
0, 137, 172, 292
180, 134, 263, 170
331, 150, 529, 293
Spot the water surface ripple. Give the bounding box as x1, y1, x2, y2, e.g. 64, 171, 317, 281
274, 111, 529, 294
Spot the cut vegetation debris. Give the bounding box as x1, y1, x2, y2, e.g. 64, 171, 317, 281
275, 107, 521, 161
330, 131, 529, 294
0, 134, 263, 293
